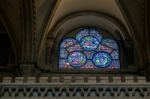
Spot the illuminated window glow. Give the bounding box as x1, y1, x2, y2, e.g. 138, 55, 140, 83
59, 28, 120, 69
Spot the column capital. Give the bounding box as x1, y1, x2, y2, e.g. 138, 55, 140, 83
20, 63, 36, 76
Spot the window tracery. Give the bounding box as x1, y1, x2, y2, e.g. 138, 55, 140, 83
59, 28, 120, 69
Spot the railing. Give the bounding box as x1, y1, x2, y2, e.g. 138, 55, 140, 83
0, 76, 150, 99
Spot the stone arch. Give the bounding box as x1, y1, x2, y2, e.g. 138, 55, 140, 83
0, 16, 18, 70
37, 11, 141, 72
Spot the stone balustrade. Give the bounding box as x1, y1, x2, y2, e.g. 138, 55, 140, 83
0, 76, 148, 84
0, 76, 150, 99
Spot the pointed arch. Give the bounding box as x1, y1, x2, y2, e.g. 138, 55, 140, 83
0, 16, 18, 70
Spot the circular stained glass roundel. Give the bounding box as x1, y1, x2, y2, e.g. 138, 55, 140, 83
92, 52, 112, 67
80, 36, 99, 51
67, 51, 86, 67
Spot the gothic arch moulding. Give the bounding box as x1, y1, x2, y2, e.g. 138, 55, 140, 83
37, 11, 141, 73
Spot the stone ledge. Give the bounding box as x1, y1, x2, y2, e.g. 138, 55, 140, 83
0, 76, 148, 84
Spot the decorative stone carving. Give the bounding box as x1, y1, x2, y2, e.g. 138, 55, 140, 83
0, 76, 149, 99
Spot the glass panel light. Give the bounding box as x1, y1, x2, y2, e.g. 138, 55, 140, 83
59, 28, 120, 69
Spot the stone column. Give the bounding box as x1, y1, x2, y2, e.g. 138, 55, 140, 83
147, 0, 150, 67
144, 0, 150, 79
19, 0, 36, 76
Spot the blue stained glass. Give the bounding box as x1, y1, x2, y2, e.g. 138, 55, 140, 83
92, 52, 112, 67
59, 28, 120, 69
96, 44, 113, 53
82, 60, 95, 68
66, 44, 82, 53
84, 51, 95, 59
111, 50, 119, 59
67, 52, 86, 67
60, 38, 77, 48
80, 36, 99, 51
90, 29, 102, 42
101, 38, 118, 49
60, 48, 68, 58
76, 29, 89, 42
59, 59, 70, 68
109, 60, 120, 69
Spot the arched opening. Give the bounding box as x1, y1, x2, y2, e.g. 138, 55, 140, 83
39, 12, 138, 73
59, 28, 120, 69
0, 20, 16, 71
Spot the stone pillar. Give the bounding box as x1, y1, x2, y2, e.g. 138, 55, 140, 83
20, 63, 35, 76
19, 0, 37, 76
145, 0, 150, 79
147, 0, 150, 64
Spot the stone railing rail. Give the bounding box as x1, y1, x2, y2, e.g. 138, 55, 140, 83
0, 76, 148, 84
0, 76, 150, 99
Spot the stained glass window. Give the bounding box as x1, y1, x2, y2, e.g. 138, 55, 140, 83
59, 28, 120, 69
67, 52, 86, 67
92, 52, 112, 68
80, 36, 99, 51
